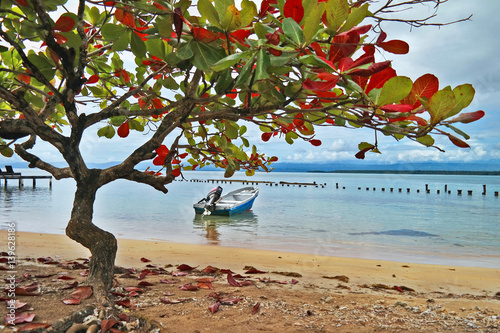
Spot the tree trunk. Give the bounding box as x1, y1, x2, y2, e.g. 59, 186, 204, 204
65, 179, 117, 303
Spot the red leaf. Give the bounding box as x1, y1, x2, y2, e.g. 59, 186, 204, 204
62, 298, 81, 305
303, 78, 338, 92
227, 273, 241, 287
173, 7, 184, 43
329, 33, 359, 64
101, 318, 120, 333
380, 104, 414, 113
179, 283, 198, 291
14, 0, 29, 7
252, 302, 261, 315
115, 6, 136, 28
379, 40, 409, 54
348, 60, 392, 77
365, 67, 397, 94
209, 301, 221, 314
394, 285, 404, 293
220, 297, 242, 305
260, 0, 278, 18
402, 74, 439, 108
70, 286, 93, 300
447, 110, 485, 124
448, 135, 470, 148
172, 168, 181, 177
86, 74, 99, 84
18, 323, 51, 331
309, 139, 322, 147
140, 257, 151, 262
197, 282, 214, 290
376, 31, 387, 44
120, 69, 130, 83
283, 0, 304, 23
155, 145, 169, 156
115, 299, 131, 307
355, 147, 372, 159
54, 16, 75, 32
57, 275, 74, 280
192, 27, 222, 43
153, 2, 168, 10
261, 132, 273, 142
8, 312, 35, 325
17, 73, 31, 84
137, 281, 154, 287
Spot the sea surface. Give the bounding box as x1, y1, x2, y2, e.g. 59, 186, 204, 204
2, 169, 500, 268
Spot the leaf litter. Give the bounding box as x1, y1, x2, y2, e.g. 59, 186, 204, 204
1, 256, 499, 332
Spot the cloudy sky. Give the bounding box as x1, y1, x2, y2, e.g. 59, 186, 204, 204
7, 0, 500, 168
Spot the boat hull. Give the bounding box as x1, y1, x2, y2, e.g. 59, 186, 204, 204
193, 187, 258, 216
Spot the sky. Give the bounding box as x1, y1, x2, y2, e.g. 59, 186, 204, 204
5, 0, 500, 169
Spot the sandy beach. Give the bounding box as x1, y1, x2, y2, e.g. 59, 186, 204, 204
2, 230, 500, 332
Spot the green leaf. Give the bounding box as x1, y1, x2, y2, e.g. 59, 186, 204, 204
428, 88, 455, 124
191, 42, 225, 71
416, 135, 435, 147
445, 124, 470, 140
198, 0, 221, 29
325, 0, 349, 33
112, 30, 131, 52
225, 121, 239, 139
340, 3, 369, 33
214, 69, 234, 94
0, 145, 13, 157
446, 84, 475, 118
282, 17, 304, 46
177, 41, 195, 60
377, 76, 413, 106
155, 15, 173, 38
145, 38, 166, 61
131, 31, 146, 58
303, 2, 325, 44
214, 0, 235, 20
220, 4, 241, 31
254, 48, 270, 80
234, 56, 255, 87
240, 0, 257, 27
211, 51, 248, 72
101, 23, 127, 41
97, 125, 115, 139
27, 51, 55, 81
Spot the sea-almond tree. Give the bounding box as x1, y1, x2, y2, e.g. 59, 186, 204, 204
0, 0, 484, 300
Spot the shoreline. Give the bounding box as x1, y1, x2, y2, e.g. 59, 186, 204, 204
5, 230, 500, 296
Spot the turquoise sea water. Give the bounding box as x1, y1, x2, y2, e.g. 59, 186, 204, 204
2, 169, 499, 268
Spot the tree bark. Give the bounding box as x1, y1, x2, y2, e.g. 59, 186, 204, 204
65, 177, 117, 303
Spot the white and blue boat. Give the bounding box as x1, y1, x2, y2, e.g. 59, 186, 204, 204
193, 186, 259, 216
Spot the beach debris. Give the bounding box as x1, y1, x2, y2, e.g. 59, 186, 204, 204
140, 257, 151, 262
272, 271, 303, 277
227, 272, 241, 287
244, 266, 267, 274
62, 298, 81, 305
101, 318, 120, 333
70, 286, 93, 300
322, 275, 349, 283
5, 312, 36, 325
17, 322, 51, 331
202, 265, 219, 273
160, 297, 189, 304
252, 302, 261, 315
209, 301, 221, 313
115, 299, 131, 308
177, 264, 198, 271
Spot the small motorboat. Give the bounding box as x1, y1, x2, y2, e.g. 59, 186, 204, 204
194, 186, 259, 216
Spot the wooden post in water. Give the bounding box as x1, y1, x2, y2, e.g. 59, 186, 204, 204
458, 190, 462, 195
482, 185, 486, 195
468, 190, 473, 195
444, 184, 448, 192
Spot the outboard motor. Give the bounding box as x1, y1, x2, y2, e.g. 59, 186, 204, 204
201, 186, 223, 216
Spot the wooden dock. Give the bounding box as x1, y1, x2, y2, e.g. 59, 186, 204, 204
186, 178, 327, 188
0, 174, 53, 188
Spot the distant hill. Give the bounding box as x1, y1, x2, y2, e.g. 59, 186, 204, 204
5, 160, 500, 174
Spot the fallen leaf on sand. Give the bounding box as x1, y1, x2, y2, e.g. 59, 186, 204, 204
323, 275, 349, 283
70, 286, 93, 300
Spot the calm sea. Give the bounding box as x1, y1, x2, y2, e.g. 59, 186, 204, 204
2, 169, 499, 268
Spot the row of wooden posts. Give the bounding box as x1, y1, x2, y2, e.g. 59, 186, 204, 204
182, 178, 499, 197
335, 183, 498, 196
